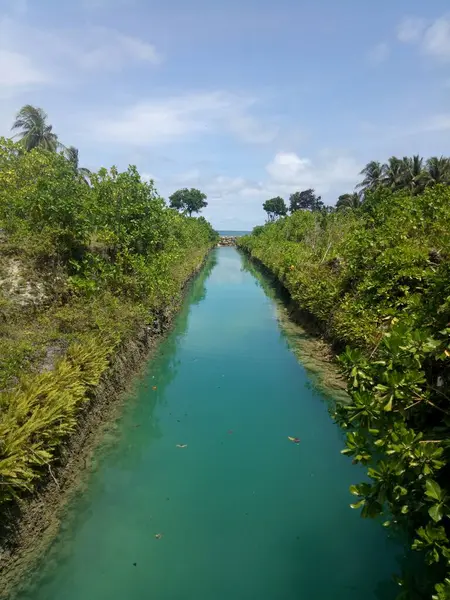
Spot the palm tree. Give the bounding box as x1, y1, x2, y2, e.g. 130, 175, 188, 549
336, 192, 362, 210
65, 146, 92, 184
424, 156, 450, 187
356, 161, 385, 192
398, 155, 426, 194
11, 105, 59, 152
383, 156, 405, 191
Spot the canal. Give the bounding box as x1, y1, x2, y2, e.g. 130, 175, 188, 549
15, 247, 402, 600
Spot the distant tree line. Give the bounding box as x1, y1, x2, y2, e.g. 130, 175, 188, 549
262, 155, 450, 220
263, 189, 324, 220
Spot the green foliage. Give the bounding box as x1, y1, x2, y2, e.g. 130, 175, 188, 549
0, 337, 111, 502
262, 196, 287, 221
0, 136, 218, 508
356, 155, 450, 199
65, 145, 91, 184
11, 105, 59, 152
289, 188, 324, 213
336, 193, 361, 211
169, 187, 208, 216
0, 138, 91, 257
238, 185, 450, 598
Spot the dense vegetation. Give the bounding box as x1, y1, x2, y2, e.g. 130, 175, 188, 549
0, 106, 217, 510
262, 155, 450, 221
239, 183, 450, 599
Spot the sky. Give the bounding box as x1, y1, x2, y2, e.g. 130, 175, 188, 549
1, 0, 450, 229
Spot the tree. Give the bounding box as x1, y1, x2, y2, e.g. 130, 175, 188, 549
289, 189, 324, 212
399, 155, 426, 194
263, 196, 287, 221
11, 105, 59, 152
169, 188, 208, 216
425, 157, 450, 187
356, 161, 384, 193
65, 146, 92, 184
336, 192, 362, 210
383, 156, 405, 191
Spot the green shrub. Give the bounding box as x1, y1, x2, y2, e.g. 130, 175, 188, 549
0, 138, 218, 508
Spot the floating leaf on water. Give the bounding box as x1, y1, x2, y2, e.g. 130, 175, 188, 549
152, 386, 157, 391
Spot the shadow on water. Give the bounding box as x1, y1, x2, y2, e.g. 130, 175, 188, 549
239, 252, 348, 405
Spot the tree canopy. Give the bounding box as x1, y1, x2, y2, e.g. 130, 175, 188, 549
263, 196, 287, 221
9, 104, 94, 187
336, 193, 361, 211
169, 188, 208, 216
65, 146, 92, 184
11, 105, 59, 152
355, 155, 450, 197
289, 189, 324, 213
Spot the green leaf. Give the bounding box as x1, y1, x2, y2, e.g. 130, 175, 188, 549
429, 504, 444, 523
361, 500, 382, 519
350, 499, 365, 509
349, 484, 361, 496
426, 479, 443, 501
383, 397, 393, 411
429, 547, 440, 565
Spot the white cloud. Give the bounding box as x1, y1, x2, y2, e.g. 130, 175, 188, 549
397, 17, 427, 43
205, 175, 249, 197
163, 150, 362, 229
91, 91, 276, 145
0, 16, 161, 94
0, 49, 49, 88
266, 152, 312, 184
422, 17, 450, 62
264, 152, 360, 196
368, 42, 390, 65
397, 15, 450, 63
170, 151, 360, 209
74, 29, 161, 70
170, 170, 250, 198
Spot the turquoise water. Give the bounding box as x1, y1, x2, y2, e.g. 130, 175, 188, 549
16, 248, 403, 600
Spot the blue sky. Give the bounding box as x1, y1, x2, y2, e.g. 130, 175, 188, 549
1, 0, 450, 229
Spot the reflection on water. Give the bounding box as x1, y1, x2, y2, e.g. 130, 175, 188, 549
14, 247, 404, 600
209, 250, 245, 285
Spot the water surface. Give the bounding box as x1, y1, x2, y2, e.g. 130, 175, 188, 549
17, 248, 402, 600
